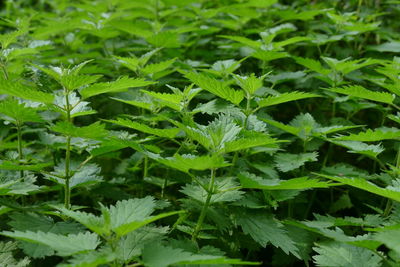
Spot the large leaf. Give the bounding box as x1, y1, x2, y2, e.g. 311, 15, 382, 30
185, 72, 244, 105
0, 98, 43, 124
105, 118, 180, 139
0, 78, 53, 103
80, 76, 156, 99
142, 243, 258, 267
1, 231, 99, 256
327, 85, 395, 105
316, 173, 400, 202
334, 128, 400, 141
313, 241, 381, 267
237, 212, 300, 258
257, 92, 320, 108
51, 121, 108, 140
239, 172, 333, 190
149, 154, 230, 173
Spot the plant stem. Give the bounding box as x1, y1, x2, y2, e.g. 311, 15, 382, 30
143, 156, 148, 179
64, 89, 72, 209
16, 122, 24, 178
192, 168, 216, 242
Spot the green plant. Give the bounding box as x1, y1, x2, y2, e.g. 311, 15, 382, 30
1, 0, 400, 266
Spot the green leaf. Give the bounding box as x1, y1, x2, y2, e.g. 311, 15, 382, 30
1, 231, 99, 256
105, 118, 180, 139
0, 98, 43, 124
329, 140, 384, 158
313, 241, 382, 267
261, 118, 301, 136
316, 173, 400, 202
334, 128, 400, 141
45, 163, 103, 189
251, 50, 288, 62
234, 73, 266, 95
142, 90, 183, 111
185, 72, 244, 105
181, 178, 244, 203
142, 243, 258, 267
113, 210, 182, 237
60, 247, 115, 267
257, 92, 320, 108
219, 35, 262, 49
176, 115, 242, 152
0, 241, 30, 267
0, 161, 51, 171
61, 74, 102, 91
0, 78, 54, 104
51, 121, 108, 140
8, 212, 83, 258
80, 76, 156, 99
33, 61, 99, 91
321, 57, 380, 75
141, 58, 176, 76
109, 196, 155, 230
274, 152, 318, 172
327, 85, 395, 105
293, 57, 330, 75
149, 154, 230, 173
0, 174, 40, 195
374, 229, 400, 255
224, 132, 279, 153
237, 212, 300, 258
239, 172, 333, 190
116, 226, 168, 261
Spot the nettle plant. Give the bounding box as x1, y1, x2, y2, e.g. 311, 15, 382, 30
1, 0, 400, 266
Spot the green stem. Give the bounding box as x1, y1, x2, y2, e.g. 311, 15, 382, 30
64, 89, 72, 209
143, 156, 148, 178
64, 136, 71, 209
1, 63, 9, 80
16, 122, 24, 178
192, 168, 216, 242
357, 0, 363, 14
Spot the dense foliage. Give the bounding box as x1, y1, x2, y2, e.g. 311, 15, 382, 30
1, 0, 400, 266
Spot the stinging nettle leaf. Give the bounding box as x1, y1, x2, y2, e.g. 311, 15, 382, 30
1, 231, 100, 256
185, 72, 244, 105
105, 118, 180, 139
80, 76, 156, 99
316, 173, 400, 202
0, 78, 54, 104
239, 172, 333, 190
327, 85, 395, 105
237, 212, 300, 258
274, 152, 318, 172
257, 92, 320, 108
142, 242, 258, 267
0, 98, 43, 124
313, 241, 382, 267
51, 121, 108, 140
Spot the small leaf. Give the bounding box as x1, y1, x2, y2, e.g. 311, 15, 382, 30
274, 152, 318, 172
